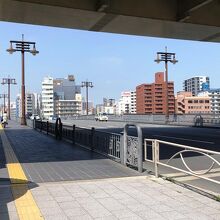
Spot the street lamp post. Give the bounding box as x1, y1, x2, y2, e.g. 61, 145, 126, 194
154, 47, 178, 122
7, 35, 39, 125
0, 94, 8, 114
2, 78, 17, 120
81, 81, 93, 115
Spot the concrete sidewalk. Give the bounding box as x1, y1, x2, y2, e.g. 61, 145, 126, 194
29, 176, 220, 220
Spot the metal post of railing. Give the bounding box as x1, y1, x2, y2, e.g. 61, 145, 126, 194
123, 124, 143, 172
122, 128, 127, 166
137, 125, 143, 173
91, 127, 95, 151
72, 124, 75, 144
59, 123, 63, 140
120, 132, 125, 164
154, 140, 159, 178
33, 118, 35, 129
40, 120, 42, 132
46, 121, 49, 135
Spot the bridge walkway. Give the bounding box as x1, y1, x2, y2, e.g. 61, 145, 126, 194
0, 120, 219, 220
2, 120, 140, 183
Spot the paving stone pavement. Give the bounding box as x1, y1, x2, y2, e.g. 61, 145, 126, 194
29, 176, 220, 220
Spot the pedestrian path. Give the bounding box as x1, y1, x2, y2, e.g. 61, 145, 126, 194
0, 120, 219, 219
4, 121, 140, 183
0, 123, 43, 220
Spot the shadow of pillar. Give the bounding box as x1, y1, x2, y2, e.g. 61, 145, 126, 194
0, 178, 39, 220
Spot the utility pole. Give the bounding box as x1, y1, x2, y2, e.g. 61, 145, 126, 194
7, 34, 39, 125
81, 81, 93, 115
154, 47, 178, 122
2, 78, 16, 120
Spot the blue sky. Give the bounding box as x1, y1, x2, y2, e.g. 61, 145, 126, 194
0, 21, 220, 104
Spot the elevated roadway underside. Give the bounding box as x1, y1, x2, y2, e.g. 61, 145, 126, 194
1, 0, 220, 42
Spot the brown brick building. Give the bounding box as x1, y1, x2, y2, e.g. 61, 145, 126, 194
136, 72, 175, 114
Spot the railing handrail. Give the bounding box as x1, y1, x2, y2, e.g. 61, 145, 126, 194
144, 138, 220, 185
152, 139, 220, 155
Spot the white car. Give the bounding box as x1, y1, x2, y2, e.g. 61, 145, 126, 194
95, 113, 108, 121
30, 114, 40, 120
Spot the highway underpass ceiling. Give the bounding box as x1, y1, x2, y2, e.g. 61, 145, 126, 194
1, 0, 220, 42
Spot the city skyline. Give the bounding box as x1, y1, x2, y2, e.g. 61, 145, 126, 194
0, 21, 220, 105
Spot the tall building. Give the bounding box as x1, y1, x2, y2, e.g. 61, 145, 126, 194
136, 72, 175, 114
117, 91, 133, 115
42, 76, 54, 119
176, 91, 210, 114
183, 76, 210, 96
198, 89, 220, 114
16, 94, 21, 118
16, 93, 38, 118
54, 75, 82, 117
96, 98, 116, 115
103, 98, 115, 107
26, 93, 35, 117
33, 93, 42, 116
82, 101, 93, 115
10, 102, 16, 120
42, 75, 82, 119
131, 91, 136, 114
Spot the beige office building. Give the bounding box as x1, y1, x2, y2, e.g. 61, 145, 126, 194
176, 91, 210, 114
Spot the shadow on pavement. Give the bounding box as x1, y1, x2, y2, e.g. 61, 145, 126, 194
0, 178, 39, 220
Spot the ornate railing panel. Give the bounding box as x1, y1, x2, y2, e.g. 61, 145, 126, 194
123, 124, 143, 172
127, 135, 138, 167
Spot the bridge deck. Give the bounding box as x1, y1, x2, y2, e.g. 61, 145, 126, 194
1, 121, 220, 219
3, 121, 140, 183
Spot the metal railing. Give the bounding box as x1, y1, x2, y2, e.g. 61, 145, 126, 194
34, 120, 121, 160
33, 120, 146, 172
144, 139, 220, 185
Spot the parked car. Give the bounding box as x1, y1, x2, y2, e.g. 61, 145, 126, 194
95, 113, 108, 121
30, 114, 40, 120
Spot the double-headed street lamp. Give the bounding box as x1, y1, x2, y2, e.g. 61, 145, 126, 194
7, 35, 39, 125
154, 47, 178, 121
81, 81, 93, 115
2, 78, 17, 120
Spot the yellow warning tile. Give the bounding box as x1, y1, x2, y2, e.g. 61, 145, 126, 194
0, 124, 43, 220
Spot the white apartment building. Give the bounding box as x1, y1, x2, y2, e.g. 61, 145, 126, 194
26, 93, 35, 116
42, 77, 54, 119
117, 91, 132, 115
131, 91, 136, 114
198, 89, 220, 114
33, 93, 42, 116
183, 76, 210, 96
10, 102, 16, 120
16, 93, 37, 118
